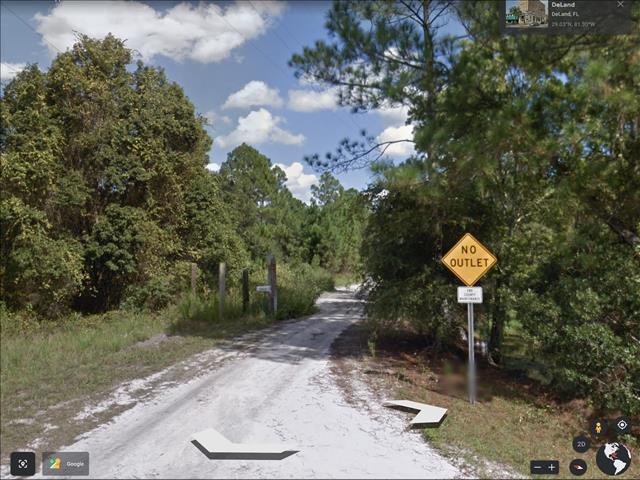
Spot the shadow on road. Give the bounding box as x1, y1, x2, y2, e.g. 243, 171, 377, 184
169, 289, 365, 366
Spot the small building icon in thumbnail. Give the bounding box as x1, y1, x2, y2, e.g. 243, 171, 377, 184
506, 0, 548, 28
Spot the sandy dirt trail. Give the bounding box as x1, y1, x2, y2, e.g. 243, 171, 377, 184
27, 288, 463, 479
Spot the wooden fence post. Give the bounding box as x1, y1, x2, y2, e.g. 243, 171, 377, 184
191, 263, 197, 295
219, 262, 226, 321
268, 255, 277, 316
242, 269, 250, 314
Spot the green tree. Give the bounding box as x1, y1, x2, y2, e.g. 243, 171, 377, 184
1, 35, 241, 313
291, 0, 640, 412
308, 172, 366, 273
181, 172, 248, 281
508, 6, 522, 18
219, 143, 308, 262
311, 172, 343, 206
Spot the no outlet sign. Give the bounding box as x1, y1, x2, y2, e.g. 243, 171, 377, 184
442, 233, 497, 286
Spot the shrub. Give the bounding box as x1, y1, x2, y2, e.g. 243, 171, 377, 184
174, 263, 334, 325
120, 275, 180, 312
2, 231, 85, 317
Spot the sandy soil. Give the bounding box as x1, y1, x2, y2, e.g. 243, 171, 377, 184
5, 287, 464, 479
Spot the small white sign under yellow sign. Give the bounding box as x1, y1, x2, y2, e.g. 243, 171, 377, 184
457, 286, 482, 304
442, 233, 497, 286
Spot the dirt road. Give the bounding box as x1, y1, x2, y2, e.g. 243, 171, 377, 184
27, 288, 463, 478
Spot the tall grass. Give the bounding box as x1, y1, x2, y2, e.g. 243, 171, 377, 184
1, 263, 334, 460
0, 308, 168, 411
173, 263, 334, 326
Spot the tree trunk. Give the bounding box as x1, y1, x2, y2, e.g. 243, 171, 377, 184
488, 280, 505, 365
242, 269, 250, 313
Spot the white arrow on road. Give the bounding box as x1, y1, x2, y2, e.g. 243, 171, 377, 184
192, 428, 299, 460
383, 400, 448, 426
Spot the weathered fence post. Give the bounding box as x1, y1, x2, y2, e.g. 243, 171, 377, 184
219, 262, 226, 321
191, 263, 197, 295
267, 254, 277, 316
242, 269, 250, 314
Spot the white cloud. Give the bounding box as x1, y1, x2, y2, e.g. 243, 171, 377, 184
222, 80, 283, 109
374, 103, 414, 158
288, 87, 339, 112
203, 111, 217, 124
34, 1, 284, 63
205, 162, 220, 172
274, 162, 318, 203
1, 62, 26, 81
376, 104, 410, 125
216, 108, 305, 148
377, 124, 415, 157
203, 111, 231, 128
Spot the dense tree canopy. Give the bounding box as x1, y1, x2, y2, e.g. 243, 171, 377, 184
292, 0, 639, 413
307, 172, 367, 273
1, 35, 365, 317
219, 144, 303, 261
1, 35, 228, 313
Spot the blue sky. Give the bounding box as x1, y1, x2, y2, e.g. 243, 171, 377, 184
0, 1, 452, 202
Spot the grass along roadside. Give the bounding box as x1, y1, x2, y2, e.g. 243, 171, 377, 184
0, 304, 267, 463
332, 323, 640, 479
1, 265, 334, 463
333, 271, 362, 288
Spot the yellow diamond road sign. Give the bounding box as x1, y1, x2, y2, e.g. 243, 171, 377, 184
442, 233, 497, 286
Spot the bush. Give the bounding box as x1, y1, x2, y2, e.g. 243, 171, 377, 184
174, 263, 334, 325
2, 231, 85, 317
120, 275, 181, 312
288, 262, 335, 293
362, 181, 640, 414
275, 263, 334, 320
515, 238, 640, 414
177, 293, 222, 324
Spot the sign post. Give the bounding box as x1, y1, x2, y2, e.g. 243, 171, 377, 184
467, 303, 476, 404
218, 262, 226, 322
442, 234, 497, 405
267, 254, 277, 316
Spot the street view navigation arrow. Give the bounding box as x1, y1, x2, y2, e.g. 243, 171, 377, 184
191, 428, 298, 460
383, 400, 448, 426
441, 233, 497, 287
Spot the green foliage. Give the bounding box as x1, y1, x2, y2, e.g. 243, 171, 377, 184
275, 263, 334, 320
174, 263, 333, 324
182, 172, 249, 283
219, 143, 307, 261
1, 34, 358, 319
218, 145, 366, 274
1, 36, 262, 315
308, 173, 368, 273
120, 274, 183, 312
293, 1, 640, 412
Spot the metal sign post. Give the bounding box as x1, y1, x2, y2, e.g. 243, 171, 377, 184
443, 229, 496, 406
467, 303, 476, 405
458, 286, 482, 405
